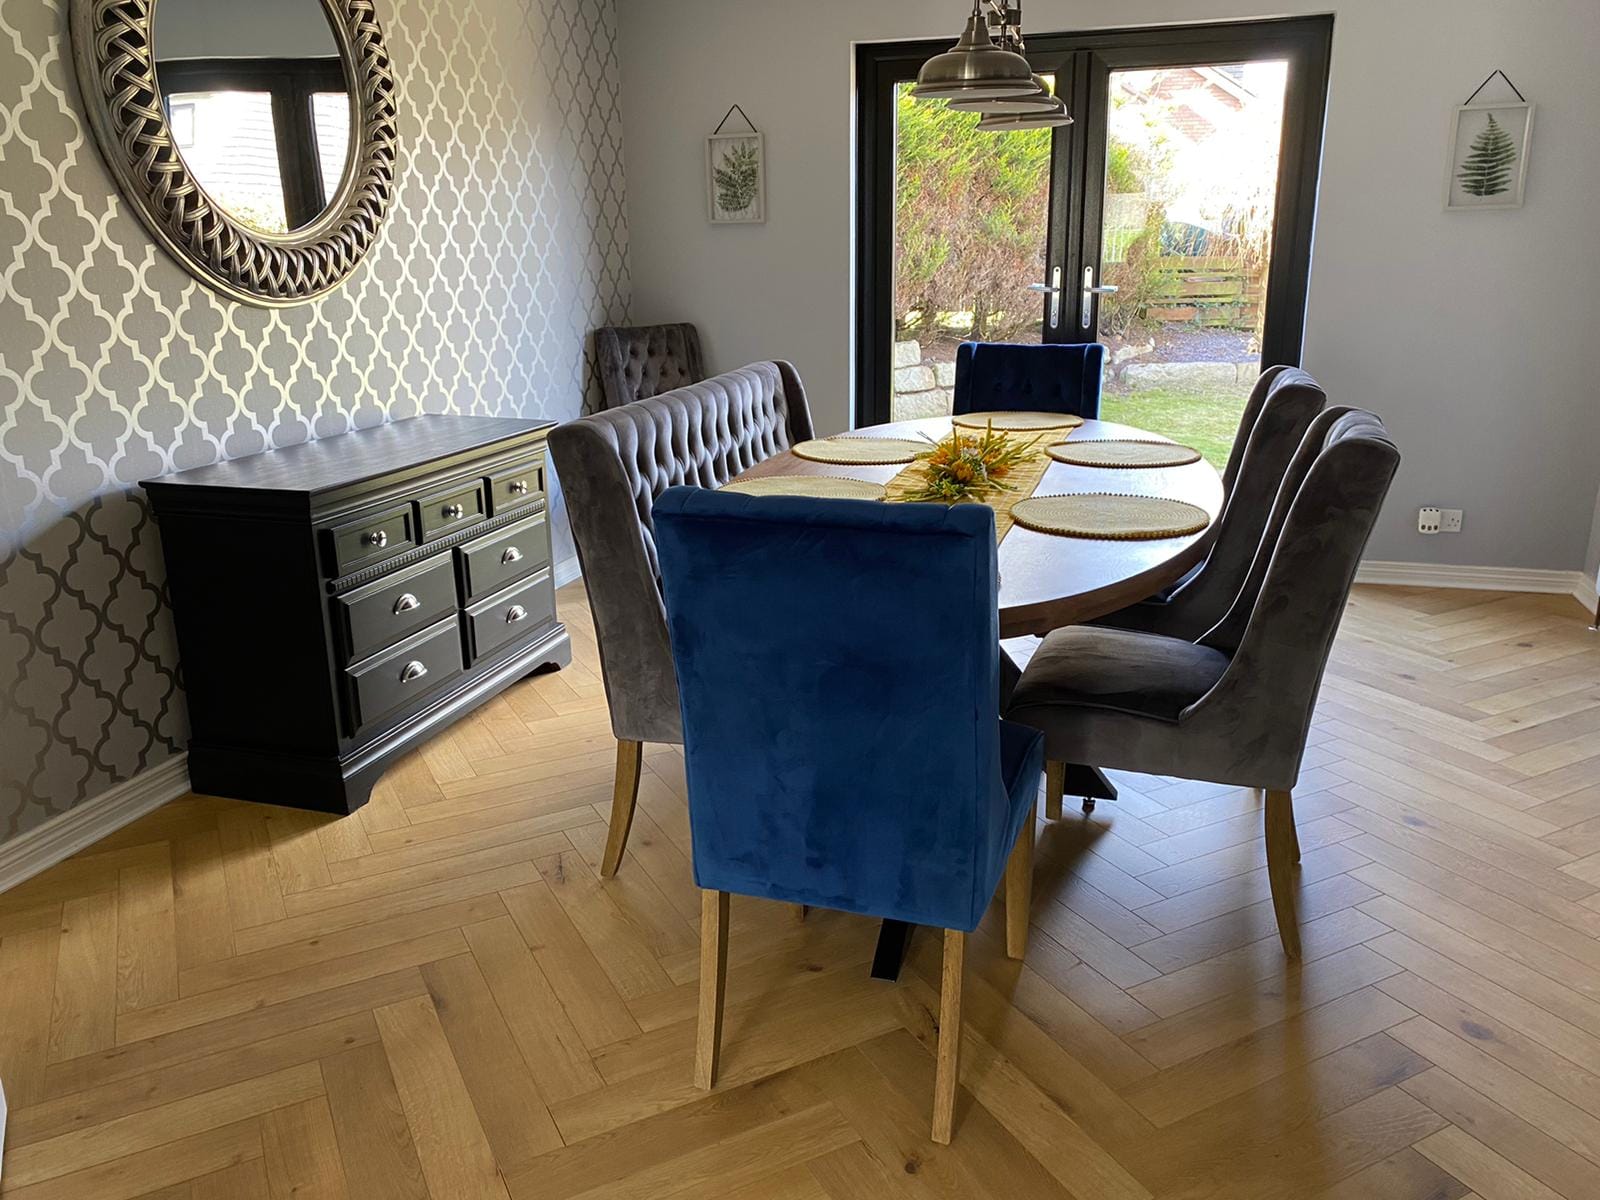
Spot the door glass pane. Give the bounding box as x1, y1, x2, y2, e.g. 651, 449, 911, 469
890, 80, 1054, 422
164, 91, 288, 234
1097, 62, 1288, 469
312, 92, 352, 201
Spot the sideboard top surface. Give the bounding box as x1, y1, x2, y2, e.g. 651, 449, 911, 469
140, 415, 553, 498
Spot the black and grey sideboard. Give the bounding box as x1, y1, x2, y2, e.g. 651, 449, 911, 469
142, 415, 571, 815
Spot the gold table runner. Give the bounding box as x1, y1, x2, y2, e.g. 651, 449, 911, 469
881, 439, 1055, 544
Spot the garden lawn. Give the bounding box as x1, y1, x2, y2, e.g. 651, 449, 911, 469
1099, 383, 1248, 473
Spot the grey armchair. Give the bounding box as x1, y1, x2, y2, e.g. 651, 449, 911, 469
594, 323, 706, 410
1095, 367, 1329, 641
548, 361, 815, 875
1006, 409, 1399, 957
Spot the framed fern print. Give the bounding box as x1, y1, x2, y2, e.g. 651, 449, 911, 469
708, 132, 766, 224
1445, 102, 1533, 211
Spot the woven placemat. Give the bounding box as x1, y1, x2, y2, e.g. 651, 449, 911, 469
1046, 439, 1202, 468
791, 437, 923, 465
952, 410, 1084, 432
1011, 493, 1211, 540
721, 475, 886, 501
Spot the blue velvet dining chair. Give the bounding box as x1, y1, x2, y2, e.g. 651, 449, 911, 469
952, 341, 1105, 418
653, 486, 1045, 1144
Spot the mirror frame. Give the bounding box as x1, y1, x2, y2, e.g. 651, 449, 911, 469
69, 0, 398, 307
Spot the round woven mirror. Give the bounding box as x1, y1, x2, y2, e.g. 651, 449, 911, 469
69, 0, 398, 306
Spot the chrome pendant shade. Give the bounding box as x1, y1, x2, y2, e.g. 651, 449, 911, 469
914, 2, 1073, 128
977, 103, 1074, 131
948, 73, 1059, 114
911, 6, 1035, 101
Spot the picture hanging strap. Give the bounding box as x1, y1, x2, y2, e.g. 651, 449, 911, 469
1462, 69, 1526, 106
712, 104, 758, 135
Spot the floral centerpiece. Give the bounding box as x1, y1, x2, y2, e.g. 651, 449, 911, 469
900, 422, 1041, 504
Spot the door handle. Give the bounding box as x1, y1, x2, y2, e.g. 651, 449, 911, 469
1081, 267, 1119, 329
1029, 266, 1063, 327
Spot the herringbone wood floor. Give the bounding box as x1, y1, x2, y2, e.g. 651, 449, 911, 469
2, 583, 1599, 1199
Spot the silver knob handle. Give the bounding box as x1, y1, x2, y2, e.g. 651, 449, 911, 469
505, 605, 527, 624
509, 480, 530, 495
501, 546, 523, 565
400, 660, 428, 683
362, 529, 388, 548
442, 503, 465, 520
393, 593, 420, 614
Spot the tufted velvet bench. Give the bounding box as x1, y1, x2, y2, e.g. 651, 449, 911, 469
549, 361, 815, 875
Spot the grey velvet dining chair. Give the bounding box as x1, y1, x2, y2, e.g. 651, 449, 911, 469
594, 323, 706, 410
1005, 409, 1400, 957
1095, 367, 1329, 642
547, 361, 815, 877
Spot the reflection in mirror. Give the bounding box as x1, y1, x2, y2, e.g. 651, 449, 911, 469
154, 0, 353, 235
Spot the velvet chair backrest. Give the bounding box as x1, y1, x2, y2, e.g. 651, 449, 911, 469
1189, 409, 1399, 783
1130, 368, 1329, 640
1221, 363, 1292, 494
653, 487, 1016, 932
594, 323, 707, 410
547, 362, 815, 745
952, 342, 1104, 418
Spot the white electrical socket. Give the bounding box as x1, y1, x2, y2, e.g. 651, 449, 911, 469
1418, 506, 1441, 535
1440, 509, 1463, 533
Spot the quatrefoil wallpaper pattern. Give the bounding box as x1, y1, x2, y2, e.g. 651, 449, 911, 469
0, 0, 631, 839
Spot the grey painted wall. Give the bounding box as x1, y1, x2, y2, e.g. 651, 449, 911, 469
619, 0, 1600, 573
1586, 486, 1600, 586
0, 0, 630, 840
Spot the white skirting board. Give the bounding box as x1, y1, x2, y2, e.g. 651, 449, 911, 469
554, 553, 583, 589
1355, 561, 1598, 614
0, 753, 192, 895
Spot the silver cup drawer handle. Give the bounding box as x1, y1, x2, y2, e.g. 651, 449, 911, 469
392, 592, 420, 615
442, 503, 465, 520
501, 546, 522, 565
508, 480, 530, 495
505, 605, 528, 624
361, 529, 389, 548
400, 660, 428, 683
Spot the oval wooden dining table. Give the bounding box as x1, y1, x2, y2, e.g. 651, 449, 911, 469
729, 411, 1225, 978
731, 413, 1225, 639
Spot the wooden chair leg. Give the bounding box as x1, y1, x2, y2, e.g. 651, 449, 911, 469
1265, 789, 1302, 959
1004, 804, 1035, 960
600, 739, 644, 878
694, 889, 730, 1089
790, 903, 809, 923
931, 928, 965, 1144
1044, 760, 1065, 821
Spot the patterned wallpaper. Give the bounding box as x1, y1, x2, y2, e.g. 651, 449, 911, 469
0, 0, 631, 839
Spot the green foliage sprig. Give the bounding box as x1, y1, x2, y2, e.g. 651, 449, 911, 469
1456, 113, 1517, 198
714, 141, 761, 215
900, 424, 1041, 504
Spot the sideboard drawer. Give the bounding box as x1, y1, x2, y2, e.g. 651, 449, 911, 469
345, 616, 464, 732
329, 504, 416, 576
418, 480, 487, 541
463, 569, 555, 665
457, 510, 550, 600
335, 552, 456, 663
486, 456, 545, 517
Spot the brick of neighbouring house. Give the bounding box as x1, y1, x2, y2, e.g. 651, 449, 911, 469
893, 340, 922, 368
895, 365, 936, 393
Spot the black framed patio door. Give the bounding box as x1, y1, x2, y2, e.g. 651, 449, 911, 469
855, 16, 1333, 440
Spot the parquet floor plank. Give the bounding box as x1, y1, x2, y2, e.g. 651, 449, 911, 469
2, 584, 1598, 1197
